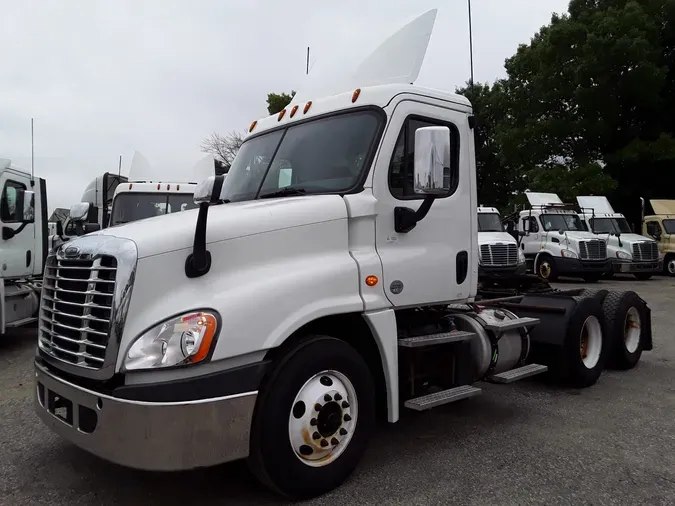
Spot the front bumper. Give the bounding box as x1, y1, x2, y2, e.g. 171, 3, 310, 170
611, 259, 661, 273
34, 360, 260, 471
478, 263, 527, 277
555, 257, 611, 274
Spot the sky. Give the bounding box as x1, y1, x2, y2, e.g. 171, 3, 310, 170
1, 0, 570, 213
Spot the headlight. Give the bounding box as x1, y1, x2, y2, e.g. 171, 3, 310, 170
518, 249, 526, 264
123, 311, 219, 371
616, 251, 632, 260
561, 249, 578, 259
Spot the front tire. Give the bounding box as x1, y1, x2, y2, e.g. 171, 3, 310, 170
665, 255, 675, 277
603, 291, 646, 370
536, 255, 558, 281
248, 336, 375, 500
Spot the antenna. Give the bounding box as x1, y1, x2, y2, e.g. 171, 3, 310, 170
30, 117, 35, 184
306, 46, 310, 75
468, 0, 475, 86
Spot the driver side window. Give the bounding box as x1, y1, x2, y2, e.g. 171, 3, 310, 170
646, 221, 661, 238
1, 180, 26, 223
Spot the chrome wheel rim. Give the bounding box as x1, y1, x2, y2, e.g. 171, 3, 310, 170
580, 315, 602, 369
624, 306, 641, 354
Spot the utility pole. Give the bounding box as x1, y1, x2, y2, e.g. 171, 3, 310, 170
30, 117, 35, 184
306, 47, 310, 75
468, 0, 475, 86
118, 155, 122, 176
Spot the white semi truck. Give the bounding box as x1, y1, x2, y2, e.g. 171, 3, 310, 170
477, 206, 526, 276
0, 159, 47, 336
33, 10, 653, 500
576, 196, 660, 280
514, 192, 611, 282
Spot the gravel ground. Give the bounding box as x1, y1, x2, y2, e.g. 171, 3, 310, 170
1, 275, 674, 506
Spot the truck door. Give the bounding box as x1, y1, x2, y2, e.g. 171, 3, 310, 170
0, 171, 35, 278
519, 215, 541, 257
373, 100, 474, 306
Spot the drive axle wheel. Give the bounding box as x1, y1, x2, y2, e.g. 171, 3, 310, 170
602, 291, 647, 370
560, 297, 606, 388
248, 336, 374, 500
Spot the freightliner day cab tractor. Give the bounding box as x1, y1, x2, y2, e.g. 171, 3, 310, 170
576, 196, 660, 280
34, 10, 654, 499
0, 159, 47, 336
512, 192, 611, 282
477, 206, 526, 277
643, 199, 675, 276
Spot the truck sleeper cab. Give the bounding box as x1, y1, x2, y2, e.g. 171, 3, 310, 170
576, 196, 659, 280
477, 206, 526, 276
515, 193, 611, 282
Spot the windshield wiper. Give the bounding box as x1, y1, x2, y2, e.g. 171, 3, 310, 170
259, 187, 307, 199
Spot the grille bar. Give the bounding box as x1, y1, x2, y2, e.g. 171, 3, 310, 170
480, 244, 518, 266
39, 255, 117, 369
579, 240, 607, 260
632, 241, 659, 261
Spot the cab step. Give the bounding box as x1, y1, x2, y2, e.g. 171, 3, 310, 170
398, 331, 476, 348
488, 363, 548, 384
482, 317, 540, 332
404, 385, 482, 411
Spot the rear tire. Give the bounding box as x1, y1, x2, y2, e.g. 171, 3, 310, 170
248, 336, 375, 500
602, 291, 646, 370
560, 297, 606, 388
634, 273, 653, 281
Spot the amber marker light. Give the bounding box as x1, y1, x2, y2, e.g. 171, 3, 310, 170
352, 88, 361, 103
365, 275, 379, 287
290, 105, 299, 117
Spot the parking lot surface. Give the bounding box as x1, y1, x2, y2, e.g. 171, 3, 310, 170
1, 276, 674, 506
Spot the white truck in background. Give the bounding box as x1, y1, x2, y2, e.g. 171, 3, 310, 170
0, 159, 47, 336
477, 206, 526, 276
33, 10, 654, 500
513, 192, 611, 282
576, 196, 660, 280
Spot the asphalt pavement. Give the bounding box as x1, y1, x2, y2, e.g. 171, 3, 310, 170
1, 276, 674, 505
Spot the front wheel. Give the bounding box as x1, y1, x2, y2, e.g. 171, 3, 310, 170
665, 255, 675, 277
536, 255, 558, 281
248, 336, 375, 500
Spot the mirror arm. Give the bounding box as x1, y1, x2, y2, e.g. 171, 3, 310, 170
394, 195, 436, 234
185, 175, 225, 279
2, 222, 28, 240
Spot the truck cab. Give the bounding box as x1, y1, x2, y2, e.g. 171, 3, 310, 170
0, 159, 47, 335
643, 199, 675, 276
576, 196, 659, 280
477, 206, 526, 276
515, 192, 610, 282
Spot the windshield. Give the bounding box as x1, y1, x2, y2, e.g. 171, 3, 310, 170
110, 193, 198, 226
664, 219, 675, 234
220, 110, 382, 202
477, 213, 504, 232
541, 214, 584, 232
590, 217, 632, 234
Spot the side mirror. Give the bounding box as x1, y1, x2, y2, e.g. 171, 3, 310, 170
21, 190, 35, 223
518, 230, 527, 237
413, 126, 452, 196
69, 202, 91, 222
56, 220, 64, 236
193, 175, 225, 205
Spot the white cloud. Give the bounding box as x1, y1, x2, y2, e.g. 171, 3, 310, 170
0, 0, 569, 212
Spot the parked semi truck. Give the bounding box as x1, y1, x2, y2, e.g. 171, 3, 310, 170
477, 206, 526, 276
576, 196, 660, 280
512, 192, 611, 282
0, 159, 47, 336
33, 10, 654, 499
642, 199, 675, 276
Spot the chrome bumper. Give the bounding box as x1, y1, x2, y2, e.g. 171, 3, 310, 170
35, 361, 257, 471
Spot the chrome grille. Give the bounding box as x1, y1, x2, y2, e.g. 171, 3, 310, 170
632, 241, 658, 261
39, 255, 117, 368
579, 240, 607, 260
480, 244, 518, 266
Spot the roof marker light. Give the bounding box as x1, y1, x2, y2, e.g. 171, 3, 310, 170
290, 105, 299, 118
167, 184, 171, 190
157, 183, 160, 190
278, 108, 286, 121
249, 120, 257, 133
177, 184, 180, 191
129, 183, 133, 190
352, 88, 361, 103
304, 101, 312, 114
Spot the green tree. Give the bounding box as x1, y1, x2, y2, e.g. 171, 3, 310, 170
267, 91, 296, 115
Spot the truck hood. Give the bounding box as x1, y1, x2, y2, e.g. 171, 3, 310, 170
90, 195, 348, 259
477, 231, 517, 246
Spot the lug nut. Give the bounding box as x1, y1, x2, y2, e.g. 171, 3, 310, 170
344, 414, 352, 422
331, 437, 339, 445
320, 439, 329, 448
324, 394, 332, 402
312, 431, 321, 440
310, 418, 317, 426
339, 428, 348, 436
314, 403, 322, 412
342, 401, 350, 409
334, 393, 342, 401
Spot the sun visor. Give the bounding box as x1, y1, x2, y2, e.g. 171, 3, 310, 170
525, 192, 563, 206
576, 196, 614, 214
